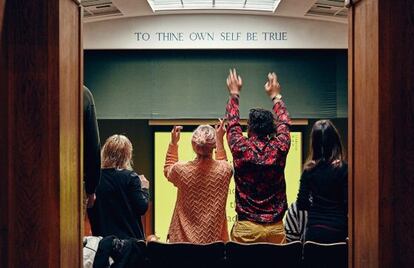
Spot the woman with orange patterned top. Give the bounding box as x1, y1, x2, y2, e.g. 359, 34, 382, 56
164, 120, 233, 243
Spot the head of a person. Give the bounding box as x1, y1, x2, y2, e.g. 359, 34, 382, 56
191, 125, 216, 157
247, 108, 276, 138
304, 119, 344, 170
101, 134, 133, 170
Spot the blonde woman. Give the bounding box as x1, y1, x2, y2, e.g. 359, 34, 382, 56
93, 134, 149, 240
164, 120, 233, 244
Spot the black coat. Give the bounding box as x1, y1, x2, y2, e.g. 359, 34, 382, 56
92, 168, 149, 240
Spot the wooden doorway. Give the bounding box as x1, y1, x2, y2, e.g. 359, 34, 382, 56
347, 0, 414, 267
2, 0, 414, 267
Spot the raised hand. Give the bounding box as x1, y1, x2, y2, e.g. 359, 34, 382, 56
226, 68, 243, 96
171, 125, 183, 145
215, 118, 226, 142
264, 72, 281, 99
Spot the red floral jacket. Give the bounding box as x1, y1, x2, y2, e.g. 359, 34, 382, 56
226, 95, 291, 223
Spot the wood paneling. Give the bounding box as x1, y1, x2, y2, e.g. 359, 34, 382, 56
349, 0, 414, 266
378, 1, 414, 266
352, 1, 380, 267
59, 0, 82, 267
143, 201, 154, 237
347, 7, 354, 267
0, 0, 82, 267
0, 1, 8, 267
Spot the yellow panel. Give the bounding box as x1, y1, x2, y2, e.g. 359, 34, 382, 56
154, 132, 302, 242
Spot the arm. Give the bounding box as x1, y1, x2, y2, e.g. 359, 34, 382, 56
128, 173, 149, 216
273, 100, 291, 153
163, 126, 183, 186
83, 87, 101, 197
215, 118, 228, 161
265, 72, 291, 153
296, 171, 311, 210
225, 69, 249, 157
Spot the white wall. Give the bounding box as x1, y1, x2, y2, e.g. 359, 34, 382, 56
84, 14, 348, 49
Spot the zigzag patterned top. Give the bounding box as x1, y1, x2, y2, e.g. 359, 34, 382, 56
164, 143, 233, 244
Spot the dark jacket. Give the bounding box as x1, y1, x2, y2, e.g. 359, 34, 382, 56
93, 168, 149, 240
83, 86, 101, 194
296, 162, 348, 232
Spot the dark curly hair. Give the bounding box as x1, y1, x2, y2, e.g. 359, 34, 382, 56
247, 108, 276, 138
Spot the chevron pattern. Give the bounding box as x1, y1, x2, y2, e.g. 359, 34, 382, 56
164, 144, 232, 244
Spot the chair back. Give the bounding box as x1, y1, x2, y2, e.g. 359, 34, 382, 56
226, 241, 302, 268
147, 241, 226, 268
303, 241, 348, 268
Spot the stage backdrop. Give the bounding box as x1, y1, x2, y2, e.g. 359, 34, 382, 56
154, 131, 302, 242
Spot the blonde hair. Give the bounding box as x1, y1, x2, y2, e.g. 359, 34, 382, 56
101, 134, 133, 170
191, 125, 216, 156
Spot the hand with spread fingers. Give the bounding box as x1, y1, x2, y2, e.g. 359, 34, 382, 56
226, 68, 243, 96
264, 72, 281, 100
171, 125, 183, 146
215, 118, 226, 142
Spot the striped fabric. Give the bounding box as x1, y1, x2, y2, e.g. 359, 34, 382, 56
284, 202, 308, 242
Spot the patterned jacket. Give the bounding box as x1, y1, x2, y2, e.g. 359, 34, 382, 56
225, 95, 291, 223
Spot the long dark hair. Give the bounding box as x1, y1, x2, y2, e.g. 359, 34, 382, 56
304, 120, 345, 171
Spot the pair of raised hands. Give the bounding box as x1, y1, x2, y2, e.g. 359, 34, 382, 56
226, 68, 281, 99
170, 119, 226, 146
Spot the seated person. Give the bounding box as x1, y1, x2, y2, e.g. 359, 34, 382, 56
92, 134, 150, 240
296, 120, 348, 243
164, 121, 233, 243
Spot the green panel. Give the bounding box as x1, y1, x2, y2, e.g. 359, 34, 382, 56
85, 50, 347, 119
336, 52, 348, 118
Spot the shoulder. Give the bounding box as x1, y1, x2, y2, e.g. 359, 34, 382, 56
173, 161, 188, 170
215, 160, 233, 174
169, 161, 190, 175
338, 161, 348, 176
83, 86, 93, 100
114, 169, 139, 182
83, 86, 92, 106
299, 170, 311, 184
331, 160, 348, 171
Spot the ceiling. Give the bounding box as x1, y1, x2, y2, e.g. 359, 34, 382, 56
82, 0, 347, 24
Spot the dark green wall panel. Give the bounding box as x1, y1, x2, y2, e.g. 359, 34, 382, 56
85, 50, 347, 119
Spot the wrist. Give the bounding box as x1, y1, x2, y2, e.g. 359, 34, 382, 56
170, 142, 178, 146
271, 93, 282, 103
230, 93, 240, 98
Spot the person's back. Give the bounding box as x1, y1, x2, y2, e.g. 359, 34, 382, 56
297, 120, 348, 243
224, 70, 291, 243
93, 134, 149, 240
95, 168, 148, 239
164, 124, 232, 243
231, 135, 289, 222
167, 156, 232, 243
